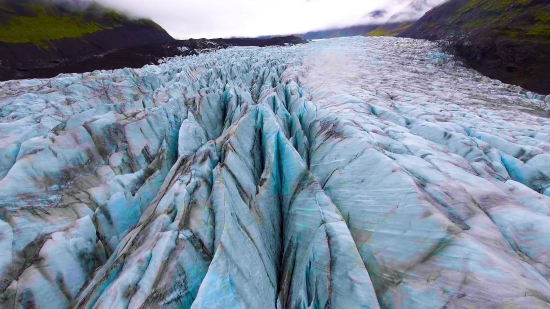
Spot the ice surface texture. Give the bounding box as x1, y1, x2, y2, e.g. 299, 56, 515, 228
1, 37, 550, 308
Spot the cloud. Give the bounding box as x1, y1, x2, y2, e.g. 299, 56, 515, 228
93, 0, 443, 39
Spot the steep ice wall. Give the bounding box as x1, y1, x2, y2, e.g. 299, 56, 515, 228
0, 37, 550, 308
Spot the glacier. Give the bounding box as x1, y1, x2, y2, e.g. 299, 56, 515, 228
0, 36, 550, 308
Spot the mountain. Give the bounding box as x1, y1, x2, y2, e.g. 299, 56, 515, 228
0, 0, 174, 80
369, 0, 448, 36
400, 0, 550, 94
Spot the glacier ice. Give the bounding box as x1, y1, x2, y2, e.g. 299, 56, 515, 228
1, 37, 550, 308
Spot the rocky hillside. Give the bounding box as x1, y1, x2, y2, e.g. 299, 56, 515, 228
0, 0, 174, 80
400, 0, 550, 94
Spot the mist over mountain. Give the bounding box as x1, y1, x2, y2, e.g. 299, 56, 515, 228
297, 0, 448, 39
387, 0, 448, 23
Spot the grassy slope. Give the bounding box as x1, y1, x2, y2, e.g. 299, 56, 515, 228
461, 0, 548, 32
0, 5, 100, 46
0, 0, 164, 47
455, 0, 549, 43
369, 23, 413, 37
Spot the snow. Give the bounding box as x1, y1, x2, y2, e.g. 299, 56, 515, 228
1, 36, 550, 308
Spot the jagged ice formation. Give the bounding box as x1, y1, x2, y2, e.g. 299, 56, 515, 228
1, 37, 550, 308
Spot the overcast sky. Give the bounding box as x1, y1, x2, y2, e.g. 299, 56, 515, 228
93, 0, 443, 39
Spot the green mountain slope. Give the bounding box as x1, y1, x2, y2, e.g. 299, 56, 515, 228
0, 0, 173, 79
400, 0, 550, 94
402, 0, 549, 41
